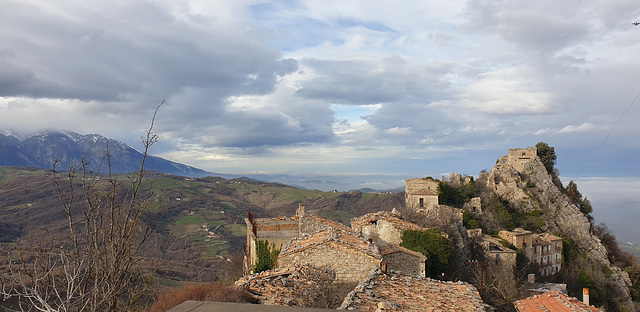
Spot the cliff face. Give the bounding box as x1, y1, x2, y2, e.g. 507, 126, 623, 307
484, 153, 634, 309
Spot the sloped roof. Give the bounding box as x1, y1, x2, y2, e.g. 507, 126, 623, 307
538, 233, 562, 242
340, 269, 485, 311
350, 211, 428, 232
235, 264, 335, 307
279, 227, 381, 260
514, 291, 600, 312
380, 244, 427, 261
304, 215, 353, 233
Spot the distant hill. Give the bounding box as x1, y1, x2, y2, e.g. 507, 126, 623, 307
0, 129, 211, 177
0, 167, 404, 282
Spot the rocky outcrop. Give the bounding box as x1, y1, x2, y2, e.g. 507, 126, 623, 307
485, 152, 634, 309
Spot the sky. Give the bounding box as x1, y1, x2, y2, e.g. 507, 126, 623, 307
1, 1, 639, 239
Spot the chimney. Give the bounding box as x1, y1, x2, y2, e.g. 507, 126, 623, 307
527, 273, 535, 284
583, 288, 590, 306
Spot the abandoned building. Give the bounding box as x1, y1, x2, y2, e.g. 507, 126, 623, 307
405, 177, 439, 212
350, 210, 445, 247
339, 269, 486, 311
495, 147, 538, 172
243, 204, 353, 275
499, 228, 563, 276
277, 227, 382, 283
380, 244, 428, 277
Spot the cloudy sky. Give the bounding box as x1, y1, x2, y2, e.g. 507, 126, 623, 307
1, 0, 639, 237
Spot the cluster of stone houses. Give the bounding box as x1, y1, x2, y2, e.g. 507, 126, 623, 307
499, 228, 563, 276
231, 148, 594, 311
241, 205, 486, 311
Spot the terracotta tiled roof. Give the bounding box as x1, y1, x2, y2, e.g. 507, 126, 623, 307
235, 264, 335, 306
340, 269, 485, 311
279, 228, 382, 260
380, 244, 427, 261
514, 291, 600, 312
351, 211, 428, 232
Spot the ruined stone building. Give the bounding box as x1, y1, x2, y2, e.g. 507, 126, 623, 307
496, 147, 538, 172
499, 228, 563, 276
277, 227, 382, 283
350, 211, 446, 247
243, 204, 352, 275
405, 178, 439, 212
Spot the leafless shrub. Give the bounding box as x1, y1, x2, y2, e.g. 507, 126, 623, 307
1, 101, 164, 311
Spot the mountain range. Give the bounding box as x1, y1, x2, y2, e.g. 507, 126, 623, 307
0, 129, 405, 192
0, 129, 211, 177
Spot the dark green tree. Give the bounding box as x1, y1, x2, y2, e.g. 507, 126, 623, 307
535, 142, 556, 175
565, 181, 593, 215
254, 240, 281, 273
400, 229, 452, 278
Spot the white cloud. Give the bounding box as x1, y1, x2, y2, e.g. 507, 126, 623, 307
384, 127, 411, 135
460, 67, 553, 115
559, 122, 597, 133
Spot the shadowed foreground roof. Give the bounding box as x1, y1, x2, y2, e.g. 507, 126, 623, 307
235, 264, 334, 306
339, 269, 485, 311
168, 301, 334, 312
514, 291, 600, 312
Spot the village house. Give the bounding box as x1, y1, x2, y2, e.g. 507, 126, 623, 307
340, 269, 486, 311
379, 244, 427, 278
499, 228, 563, 276
405, 177, 439, 212
277, 227, 382, 283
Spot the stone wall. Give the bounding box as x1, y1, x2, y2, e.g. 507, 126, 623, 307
358, 219, 404, 247
383, 252, 425, 277
278, 241, 381, 283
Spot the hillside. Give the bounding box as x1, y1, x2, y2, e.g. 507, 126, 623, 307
0, 166, 403, 282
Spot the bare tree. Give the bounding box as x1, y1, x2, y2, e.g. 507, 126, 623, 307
1, 101, 163, 311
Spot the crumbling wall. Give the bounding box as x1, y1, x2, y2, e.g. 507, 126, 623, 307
278, 241, 381, 283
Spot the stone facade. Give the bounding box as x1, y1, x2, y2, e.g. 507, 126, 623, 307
499, 228, 562, 276
277, 228, 382, 283
380, 245, 427, 277
405, 178, 439, 212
